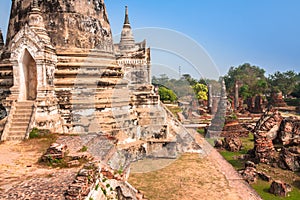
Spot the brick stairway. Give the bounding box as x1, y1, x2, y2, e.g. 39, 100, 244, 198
6, 101, 34, 141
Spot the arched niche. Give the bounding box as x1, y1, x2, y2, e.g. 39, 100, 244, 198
19, 49, 37, 100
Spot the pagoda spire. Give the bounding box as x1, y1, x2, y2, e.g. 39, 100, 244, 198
124, 6, 130, 26
32, 0, 38, 9
119, 6, 135, 51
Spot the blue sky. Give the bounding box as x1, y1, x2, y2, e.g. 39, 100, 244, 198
1, 0, 300, 79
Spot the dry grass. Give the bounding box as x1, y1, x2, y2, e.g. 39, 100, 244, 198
128, 153, 242, 200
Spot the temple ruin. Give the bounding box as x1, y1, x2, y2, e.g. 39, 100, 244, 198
0, 0, 200, 158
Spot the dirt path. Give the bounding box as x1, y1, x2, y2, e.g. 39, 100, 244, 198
128, 129, 262, 200
0, 138, 79, 199
192, 129, 262, 200
0, 140, 51, 191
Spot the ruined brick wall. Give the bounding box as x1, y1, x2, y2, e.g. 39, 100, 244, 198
254, 110, 300, 172
254, 110, 282, 163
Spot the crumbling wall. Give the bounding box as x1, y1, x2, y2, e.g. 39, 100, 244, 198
253, 110, 300, 171
253, 110, 282, 163
65, 162, 147, 200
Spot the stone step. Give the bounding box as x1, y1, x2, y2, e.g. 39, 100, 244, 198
9, 127, 28, 132
11, 117, 30, 121
12, 114, 32, 119
14, 110, 32, 116
15, 102, 33, 106
14, 110, 33, 115
9, 124, 28, 130
11, 120, 29, 127
14, 104, 33, 108
8, 130, 26, 136
14, 106, 33, 110
5, 101, 34, 141
11, 117, 31, 121
15, 101, 34, 107
6, 136, 25, 141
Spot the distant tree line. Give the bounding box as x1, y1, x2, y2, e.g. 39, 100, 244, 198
223, 63, 300, 100
152, 63, 300, 104
152, 74, 216, 103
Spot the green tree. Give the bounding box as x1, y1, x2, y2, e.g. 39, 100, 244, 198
158, 86, 178, 103
268, 70, 297, 96
192, 83, 208, 100
182, 74, 197, 86
239, 85, 251, 99
223, 63, 268, 99
291, 83, 300, 98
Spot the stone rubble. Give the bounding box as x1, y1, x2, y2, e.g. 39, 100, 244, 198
277, 117, 300, 146
269, 180, 292, 197
278, 147, 300, 172
257, 171, 272, 182
41, 143, 68, 161
221, 118, 249, 138
253, 109, 300, 171
65, 161, 148, 200
239, 166, 257, 184
240, 161, 273, 184
223, 136, 242, 152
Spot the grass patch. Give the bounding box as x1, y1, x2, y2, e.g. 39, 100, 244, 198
219, 133, 254, 170
166, 105, 182, 118
79, 145, 88, 152
252, 179, 300, 200
197, 128, 206, 136
241, 133, 254, 151
29, 127, 39, 139
218, 133, 300, 199
29, 127, 51, 139
95, 183, 99, 191
219, 151, 245, 169
205, 138, 216, 146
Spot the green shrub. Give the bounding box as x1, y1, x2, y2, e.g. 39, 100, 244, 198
80, 145, 88, 152
29, 127, 40, 139
158, 86, 178, 103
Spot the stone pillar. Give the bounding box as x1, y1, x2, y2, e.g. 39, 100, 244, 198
234, 81, 239, 110
34, 86, 63, 133
34, 55, 62, 132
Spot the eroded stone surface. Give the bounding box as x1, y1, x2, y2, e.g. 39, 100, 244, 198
269, 180, 292, 197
